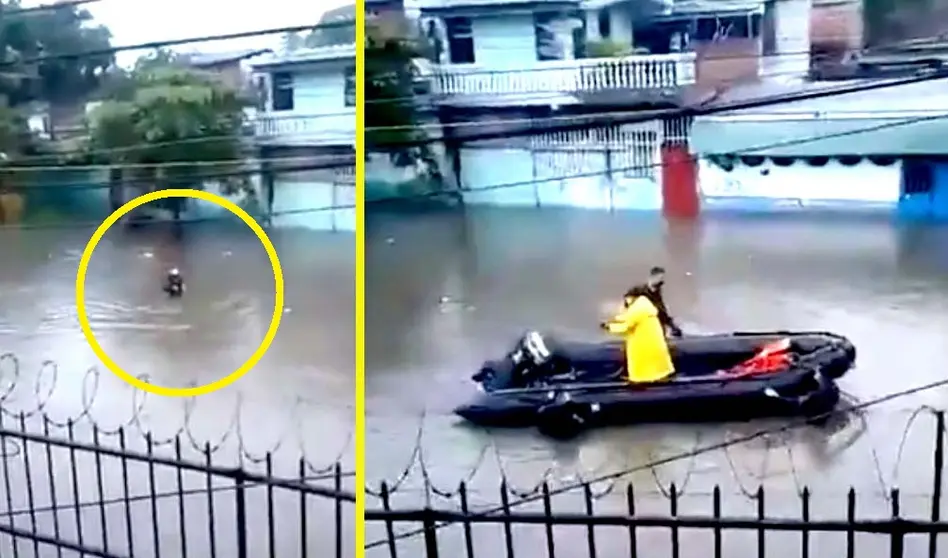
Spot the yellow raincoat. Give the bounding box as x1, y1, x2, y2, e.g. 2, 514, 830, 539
604, 295, 675, 383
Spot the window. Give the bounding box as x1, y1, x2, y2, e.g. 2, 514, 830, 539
271, 72, 294, 111
534, 12, 562, 61
344, 66, 355, 107
695, 14, 752, 42
598, 9, 611, 39
634, 21, 690, 54
445, 17, 475, 64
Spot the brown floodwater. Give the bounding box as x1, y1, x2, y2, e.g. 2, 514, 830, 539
366, 206, 948, 558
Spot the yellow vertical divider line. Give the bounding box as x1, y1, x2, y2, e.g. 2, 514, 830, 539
354, 0, 367, 556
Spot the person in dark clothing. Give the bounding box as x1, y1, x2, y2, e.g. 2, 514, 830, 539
629, 266, 682, 337
163, 268, 185, 297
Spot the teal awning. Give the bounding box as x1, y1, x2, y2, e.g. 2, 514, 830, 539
690, 114, 948, 156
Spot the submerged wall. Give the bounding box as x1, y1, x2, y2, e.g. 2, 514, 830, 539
697, 157, 901, 212
0, 166, 355, 232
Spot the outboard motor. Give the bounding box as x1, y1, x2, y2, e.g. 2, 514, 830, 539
520, 331, 553, 368
163, 268, 185, 297
473, 332, 557, 391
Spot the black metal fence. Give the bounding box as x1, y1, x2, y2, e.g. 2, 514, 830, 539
0, 415, 355, 558
365, 412, 948, 558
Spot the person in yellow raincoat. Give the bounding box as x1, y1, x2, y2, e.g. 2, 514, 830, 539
601, 287, 676, 383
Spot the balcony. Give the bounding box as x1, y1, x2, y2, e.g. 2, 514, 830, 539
254, 110, 356, 147
430, 53, 697, 101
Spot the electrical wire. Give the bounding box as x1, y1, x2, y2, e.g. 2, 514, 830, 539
8, 120, 356, 167
365, 67, 948, 148
5, 105, 905, 229
363, 34, 939, 108
360, 66, 909, 136
0, 157, 354, 187
4, 0, 101, 16
16, 71, 833, 166
3, 72, 935, 228
0, 154, 352, 173
370, 41, 846, 83
364, 110, 948, 207
0, 20, 356, 68
0, 19, 357, 166
364, 65, 840, 114
363, 376, 948, 548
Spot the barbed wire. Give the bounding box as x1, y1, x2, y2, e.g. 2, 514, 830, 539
0, 353, 354, 477
364, 400, 943, 507
365, 372, 948, 548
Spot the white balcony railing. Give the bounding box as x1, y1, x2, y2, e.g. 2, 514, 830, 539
431, 53, 697, 98
254, 110, 356, 146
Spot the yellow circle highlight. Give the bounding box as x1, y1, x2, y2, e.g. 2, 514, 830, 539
75, 188, 284, 398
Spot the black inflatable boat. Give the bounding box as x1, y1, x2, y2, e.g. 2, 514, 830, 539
454, 330, 856, 438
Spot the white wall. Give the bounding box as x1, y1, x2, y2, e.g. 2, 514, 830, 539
270, 170, 355, 232
698, 158, 901, 210
459, 147, 663, 210
258, 61, 355, 146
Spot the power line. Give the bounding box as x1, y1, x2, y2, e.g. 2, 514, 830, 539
0, 166, 357, 231
366, 104, 948, 135
364, 34, 943, 108
376, 41, 843, 81
1, 20, 356, 68
0, 202, 348, 231
14, 125, 356, 166
0, 157, 354, 190
364, 110, 946, 205
4, 0, 101, 16
365, 68, 948, 149
0, 153, 352, 173
0, 104, 926, 227
361, 67, 873, 136
364, 66, 822, 110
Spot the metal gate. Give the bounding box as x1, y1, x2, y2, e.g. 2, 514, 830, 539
0, 414, 354, 558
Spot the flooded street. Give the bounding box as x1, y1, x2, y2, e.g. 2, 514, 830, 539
365, 207, 948, 558
0, 223, 354, 557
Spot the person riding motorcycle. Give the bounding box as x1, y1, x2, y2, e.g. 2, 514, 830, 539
601, 288, 675, 383
631, 266, 683, 338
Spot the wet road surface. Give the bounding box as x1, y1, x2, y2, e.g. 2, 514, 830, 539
365, 207, 948, 558
0, 223, 354, 557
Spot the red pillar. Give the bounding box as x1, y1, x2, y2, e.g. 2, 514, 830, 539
661, 143, 699, 219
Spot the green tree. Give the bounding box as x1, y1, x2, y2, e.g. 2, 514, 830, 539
0, 1, 114, 107
365, 16, 442, 195
86, 56, 252, 219
26, 2, 114, 104
305, 5, 356, 47
0, 0, 115, 152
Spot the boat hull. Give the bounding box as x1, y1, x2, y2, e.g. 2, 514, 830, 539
455, 330, 854, 433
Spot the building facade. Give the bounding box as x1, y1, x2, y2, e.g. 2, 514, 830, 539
251, 45, 357, 232
689, 77, 948, 219
411, 0, 812, 215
